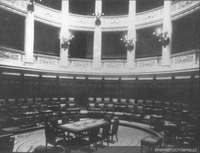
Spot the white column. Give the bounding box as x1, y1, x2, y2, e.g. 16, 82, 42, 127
126, 0, 136, 69
24, 1, 34, 64
162, 0, 172, 67
93, 0, 102, 69
60, 0, 69, 67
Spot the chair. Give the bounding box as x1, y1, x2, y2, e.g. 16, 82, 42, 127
51, 97, 60, 104
109, 120, 119, 142
153, 101, 162, 109
43, 98, 51, 104
69, 97, 74, 103
163, 120, 178, 144
30, 104, 39, 112
99, 124, 110, 146
88, 97, 94, 103
162, 101, 171, 110
9, 106, 22, 126
105, 103, 114, 115
164, 110, 174, 121
59, 104, 67, 116
26, 98, 35, 105
72, 114, 80, 122
112, 98, 119, 105
123, 105, 134, 121
67, 103, 76, 109
104, 114, 112, 123
40, 104, 53, 123
96, 103, 105, 111
137, 99, 144, 106
128, 99, 136, 106
120, 99, 127, 106
87, 103, 96, 110
17, 98, 26, 106
172, 102, 180, 111
150, 108, 164, 130
7, 99, 17, 106
52, 104, 60, 117
96, 98, 102, 103
73, 127, 101, 150
35, 98, 43, 105
132, 106, 144, 121
145, 100, 153, 115
103, 97, 110, 103
60, 97, 68, 104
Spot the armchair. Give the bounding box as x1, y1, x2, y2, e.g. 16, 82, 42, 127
144, 100, 153, 115
132, 106, 144, 121
123, 105, 134, 121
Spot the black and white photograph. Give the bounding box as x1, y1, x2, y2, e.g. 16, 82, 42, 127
0, 0, 199, 153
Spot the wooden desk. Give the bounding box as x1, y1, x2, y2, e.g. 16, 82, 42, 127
20, 111, 40, 118
67, 108, 81, 114
57, 119, 108, 135
141, 136, 162, 153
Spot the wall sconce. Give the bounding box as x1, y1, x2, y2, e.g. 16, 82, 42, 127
60, 34, 74, 51
153, 29, 170, 48
92, 13, 104, 27
121, 35, 134, 52
27, 0, 42, 13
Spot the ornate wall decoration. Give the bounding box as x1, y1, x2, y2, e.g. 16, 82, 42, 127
103, 62, 124, 68
174, 54, 194, 64
172, 1, 194, 12
0, 50, 19, 61
137, 60, 156, 67
102, 16, 128, 27
136, 8, 163, 24
34, 5, 61, 24
71, 60, 91, 68
69, 14, 94, 28
38, 57, 57, 65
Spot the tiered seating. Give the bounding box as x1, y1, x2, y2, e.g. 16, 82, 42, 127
0, 96, 199, 146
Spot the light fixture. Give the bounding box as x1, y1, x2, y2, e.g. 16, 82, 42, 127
27, 0, 42, 13
120, 35, 134, 52
60, 34, 74, 51
153, 29, 170, 48
92, 13, 104, 27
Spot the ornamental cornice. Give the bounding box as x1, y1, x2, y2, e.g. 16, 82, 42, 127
0, 0, 199, 30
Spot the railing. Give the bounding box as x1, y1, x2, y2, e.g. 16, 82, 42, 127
34, 54, 60, 66
68, 58, 93, 68
0, 46, 199, 74
0, 46, 24, 63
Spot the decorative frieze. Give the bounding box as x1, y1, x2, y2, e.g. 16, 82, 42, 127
137, 60, 156, 67
136, 8, 163, 24
0, 50, 20, 61
172, 1, 194, 12
174, 54, 194, 64
71, 60, 91, 68
69, 14, 94, 28
34, 5, 61, 24
102, 16, 128, 27
103, 61, 124, 68
38, 57, 57, 65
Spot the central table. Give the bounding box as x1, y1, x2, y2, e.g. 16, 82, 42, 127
57, 119, 109, 135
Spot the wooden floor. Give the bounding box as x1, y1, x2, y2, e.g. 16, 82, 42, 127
12, 120, 163, 153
